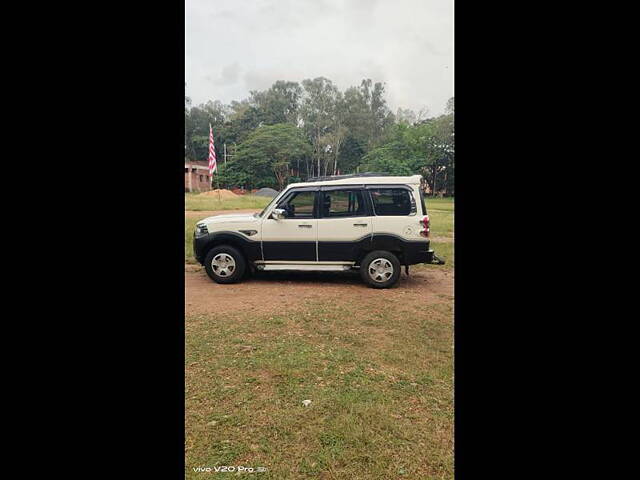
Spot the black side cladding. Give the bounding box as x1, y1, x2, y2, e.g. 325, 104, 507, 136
262, 241, 316, 261
369, 234, 432, 265
194, 232, 432, 266
313, 233, 433, 265
318, 235, 373, 261
193, 231, 262, 265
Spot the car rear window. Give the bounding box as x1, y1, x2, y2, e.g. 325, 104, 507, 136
369, 188, 414, 216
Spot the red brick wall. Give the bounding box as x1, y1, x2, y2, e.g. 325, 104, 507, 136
185, 165, 212, 192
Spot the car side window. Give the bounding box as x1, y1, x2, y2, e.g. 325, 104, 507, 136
369, 188, 414, 216
321, 190, 366, 217
278, 191, 315, 218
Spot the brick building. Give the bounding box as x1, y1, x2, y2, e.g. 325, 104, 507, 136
185, 162, 213, 192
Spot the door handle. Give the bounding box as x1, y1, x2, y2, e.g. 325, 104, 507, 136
298, 224, 312, 228
353, 223, 368, 227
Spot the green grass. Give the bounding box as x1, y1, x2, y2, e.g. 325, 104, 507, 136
425, 197, 454, 237
428, 211, 454, 237
422, 241, 454, 269
186, 297, 453, 479
425, 197, 454, 212
185, 193, 273, 211
185, 217, 200, 263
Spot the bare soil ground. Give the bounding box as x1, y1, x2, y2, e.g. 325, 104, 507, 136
185, 264, 453, 317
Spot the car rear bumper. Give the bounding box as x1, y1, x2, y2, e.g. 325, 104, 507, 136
405, 246, 445, 265
403, 241, 433, 265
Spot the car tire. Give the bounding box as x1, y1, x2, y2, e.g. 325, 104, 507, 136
204, 245, 246, 284
360, 250, 401, 289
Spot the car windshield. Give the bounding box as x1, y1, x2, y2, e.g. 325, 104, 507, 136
256, 193, 282, 218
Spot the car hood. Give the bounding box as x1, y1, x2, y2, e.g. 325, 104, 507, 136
198, 213, 259, 226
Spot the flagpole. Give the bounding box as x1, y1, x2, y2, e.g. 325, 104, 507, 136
209, 123, 221, 203
216, 171, 220, 202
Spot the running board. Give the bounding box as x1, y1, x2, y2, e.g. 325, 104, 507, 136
256, 264, 353, 272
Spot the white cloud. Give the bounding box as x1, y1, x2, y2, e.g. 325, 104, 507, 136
186, 0, 453, 115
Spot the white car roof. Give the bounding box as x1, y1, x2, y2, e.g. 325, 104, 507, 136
287, 174, 422, 188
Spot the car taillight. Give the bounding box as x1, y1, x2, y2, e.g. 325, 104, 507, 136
420, 215, 430, 237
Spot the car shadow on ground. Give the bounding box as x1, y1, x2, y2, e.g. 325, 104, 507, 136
247, 269, 427, 288
186, 263, 432, 289
249, 269, 365, 285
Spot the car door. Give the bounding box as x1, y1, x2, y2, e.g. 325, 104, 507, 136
261, 189, 318, 261
316, 187, 372, 261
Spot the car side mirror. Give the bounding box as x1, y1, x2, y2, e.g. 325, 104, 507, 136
271, 208, 286, 220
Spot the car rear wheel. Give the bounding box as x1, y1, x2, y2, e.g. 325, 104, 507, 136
360, 250, 401, 289
204, 245, 246, 284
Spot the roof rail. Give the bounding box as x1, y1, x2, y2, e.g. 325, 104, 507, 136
304, 172, 391, 183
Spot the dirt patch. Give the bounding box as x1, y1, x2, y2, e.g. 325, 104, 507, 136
185, 264, 453, 316
197, 189, 239, 199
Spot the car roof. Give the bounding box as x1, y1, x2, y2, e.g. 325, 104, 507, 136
287, 174, 422, 189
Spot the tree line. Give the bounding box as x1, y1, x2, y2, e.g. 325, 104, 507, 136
185, 77, 454, 195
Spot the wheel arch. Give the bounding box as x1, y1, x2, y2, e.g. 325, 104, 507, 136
359, 235, 406, 265
197, 232, 261, 265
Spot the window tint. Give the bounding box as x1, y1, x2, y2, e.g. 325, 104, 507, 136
279, 191, 315, 218
321, 190, 366, 217
369, 188, 413, 216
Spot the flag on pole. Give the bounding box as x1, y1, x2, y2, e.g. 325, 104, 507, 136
208, 124, 217, 175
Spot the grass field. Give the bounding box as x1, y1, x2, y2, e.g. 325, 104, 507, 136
186, 193, 273, 211
185, 196, 454, 266
185, 195, 454, 478
186, 294, 453, 479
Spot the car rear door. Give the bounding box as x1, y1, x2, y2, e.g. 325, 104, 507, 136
367, 185, 422, 240
261, 188, 318, 261
316, 186, 372, 261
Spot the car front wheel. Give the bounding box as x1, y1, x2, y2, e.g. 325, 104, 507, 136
360, 250, 401, 289
204, 245, 246, 284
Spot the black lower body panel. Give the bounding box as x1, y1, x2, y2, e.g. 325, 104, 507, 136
193, 232, 262, 265
370, 235, 431, 266
262, 241, 316, 261
318, 237, 372, 262
317, 235, 431, 265
405, 247, 434, 265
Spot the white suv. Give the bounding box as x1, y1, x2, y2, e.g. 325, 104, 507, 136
193, 174, 443, 288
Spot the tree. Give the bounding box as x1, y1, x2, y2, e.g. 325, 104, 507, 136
337, 135, 366, 173
184, 77, 454, 192
341, 80, 395, 149
445, 97, 454, 115
300, 77, 341, 178
249, 81, 302, 125
218, 123, 312, 191
185, 100, 229, 162
362, 112, 454, 195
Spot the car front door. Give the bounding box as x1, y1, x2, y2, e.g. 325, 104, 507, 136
261, 189, 318, 261
316, 187, 372, 261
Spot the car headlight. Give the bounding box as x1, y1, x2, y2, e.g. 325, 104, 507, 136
194, 223, 208, 237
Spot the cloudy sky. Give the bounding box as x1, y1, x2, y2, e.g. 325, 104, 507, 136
186, 0, 453, 116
